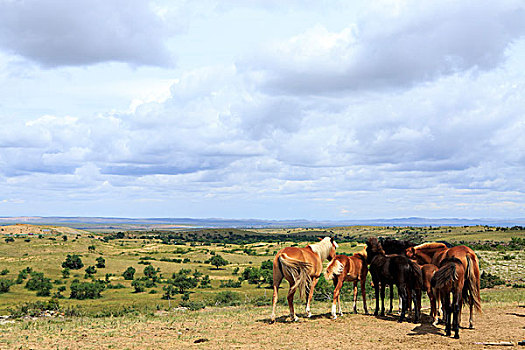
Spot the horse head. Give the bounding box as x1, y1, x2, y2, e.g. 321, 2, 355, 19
405, 246, 416, 259
328, 237, 338, 261
365, 237, 385, 263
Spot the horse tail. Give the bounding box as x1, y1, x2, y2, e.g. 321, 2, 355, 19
466, 254, 482, 313
408, 258, 423, 288
279, 254, 312, 299
325, 258, 344, 280
431, 258, 459, 290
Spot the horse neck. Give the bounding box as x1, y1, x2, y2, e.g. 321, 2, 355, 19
308, 240, 332, 261
414, 250, 433, 264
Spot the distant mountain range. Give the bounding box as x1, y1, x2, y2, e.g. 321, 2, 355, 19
0, 216, 524, 228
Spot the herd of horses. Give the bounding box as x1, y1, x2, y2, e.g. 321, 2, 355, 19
270, 236, 482, 339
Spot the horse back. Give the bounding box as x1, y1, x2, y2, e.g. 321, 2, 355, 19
277, 246, 322, 275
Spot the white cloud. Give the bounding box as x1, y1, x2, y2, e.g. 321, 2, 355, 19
0, 0, 175, 67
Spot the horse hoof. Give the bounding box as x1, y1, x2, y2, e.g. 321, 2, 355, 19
293, 316, 299, 322
306, 312, 312, 318
454, 334, 459, 339
397, 319, 403, 323
331, 315, 337, 320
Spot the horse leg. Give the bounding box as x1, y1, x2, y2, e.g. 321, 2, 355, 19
468, 292, 474, 329
389, 284, 394, 314
287, 288, 298, 322
398, 285, 407, 323
413, 288, 421, 323
453, 292, 461, 339
443, 293, 451, 337
373, 280, 380, 316
360, 278, 368, 314
352, 280, 358, 314
331, 278, 343, 319
305, 276, 318, 318
429, 290, 438, 325
380, 283, 386, 316
270, 268, 283, 323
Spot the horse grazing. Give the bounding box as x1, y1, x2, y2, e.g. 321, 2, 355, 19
431, 257, 466, 338
271, 237, 338, 323
366, 237, 423, 323
324, 248, 368, 319
406, 242, 482, 328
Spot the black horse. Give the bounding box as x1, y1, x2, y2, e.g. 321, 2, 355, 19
366, 237, 423, 323
379, 237, 416, 313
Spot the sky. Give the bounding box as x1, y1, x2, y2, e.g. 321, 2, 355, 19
0, 0, 524, 220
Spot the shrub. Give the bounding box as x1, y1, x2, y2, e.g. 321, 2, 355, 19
199, 275, 212, 288
0, 269, 9, 275
70, 279, 105, 299
25, 272, 53, 296
96, 257, 106, 268
219, 279, 242, 288
122, 266, 136, 280
62, 255, 84, 270
61, 268, 70, 279
211, 291, 242, 306
480, 271, 505, 289
85, 266, 97, 276
0, 278, 13, 293
5, 237, 14, 243
131, 280, 146, 293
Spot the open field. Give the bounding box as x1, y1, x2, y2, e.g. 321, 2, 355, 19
0, 224, 524, 348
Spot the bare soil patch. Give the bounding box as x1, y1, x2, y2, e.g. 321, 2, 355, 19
0, 304, 523, 349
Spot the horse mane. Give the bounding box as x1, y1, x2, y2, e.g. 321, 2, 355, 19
366, 237, 385, 255
309, 237, 335, 260
413, 242, 448, 250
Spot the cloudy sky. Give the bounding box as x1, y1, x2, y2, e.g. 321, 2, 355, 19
1, 0, 524, 220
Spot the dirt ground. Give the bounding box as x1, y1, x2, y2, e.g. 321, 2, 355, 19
0, 303, 523, 349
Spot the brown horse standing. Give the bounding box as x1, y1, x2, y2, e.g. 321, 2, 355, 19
420, 263, 439, 325
431, 257, 467, 338
324, 248, 368, 319
271, 237, 338, 323
406, 243, 482, 328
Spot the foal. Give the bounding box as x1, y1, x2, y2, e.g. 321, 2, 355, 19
324, 248, 368, 319
271, 237, 338, 323
366, 237, 422, 323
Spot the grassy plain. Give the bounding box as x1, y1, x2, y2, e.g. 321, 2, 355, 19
0, 224, 523, 349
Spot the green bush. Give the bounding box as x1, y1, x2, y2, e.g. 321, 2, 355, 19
96, 257, 106, 268
0, 278, 13, 293
480, 271, 505, 289
70, 279, 105, 299
62, 254, 84, 270
211, 291, 242, 306
219, 279, 242, 288
122, 266, 136, 280
25, 271, 53, 296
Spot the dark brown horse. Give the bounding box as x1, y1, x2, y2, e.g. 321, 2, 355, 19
271, 237, 338, 323
431, 257, 467, 338
366, 237, 422, 323
406, 242, 482, 328
324, 248, 368, 319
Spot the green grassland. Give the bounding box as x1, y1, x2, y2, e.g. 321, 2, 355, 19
0, 225, 523, 317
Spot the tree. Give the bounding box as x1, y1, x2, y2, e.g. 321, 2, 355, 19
143, 265, 158, 281
0, 279, 13, 293
25, 271, 53, 296
168, 271, 198, 294
84, 266, 97, 277
95, 257, 106, 268
62, 254, 84, 270
131, 279, 146, 293
88, 245, 96, 252
209, 255, 228, 270
122, 266, 136, 280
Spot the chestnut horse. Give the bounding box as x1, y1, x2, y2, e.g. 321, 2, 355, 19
271, 237, 338, 323
431, 257, 467, 338
420, 263, 439, 325
366, 237, 422, 323
406, 243, 481, 328
324, 248, 368, 319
